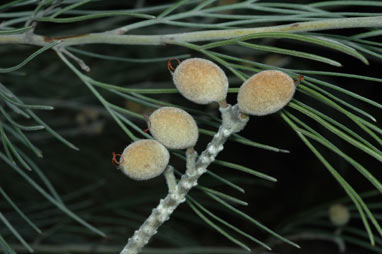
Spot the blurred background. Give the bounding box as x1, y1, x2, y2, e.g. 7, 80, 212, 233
1, 1, 382, 253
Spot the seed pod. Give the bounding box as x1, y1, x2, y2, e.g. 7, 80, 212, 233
149, 107, 198, 149
119, 139, 169, 180
173, 58, 228, 104
329, 204, 350, 226
237, 70, 295, 116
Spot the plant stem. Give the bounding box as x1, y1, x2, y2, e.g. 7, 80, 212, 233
1, 16, 381, 47
120, 104, 248, 254
9, 244, 251, 253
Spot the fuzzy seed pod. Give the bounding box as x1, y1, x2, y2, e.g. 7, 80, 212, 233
119, 139, 170, 180
173, 58, 228, 104
329, 204, 350, 226
149, 107, 198, 149
237, 70, 295, 116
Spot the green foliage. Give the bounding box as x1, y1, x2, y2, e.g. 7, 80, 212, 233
0, 0, 381, 253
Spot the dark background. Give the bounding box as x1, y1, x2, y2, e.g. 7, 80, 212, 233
1, 1, 381, 253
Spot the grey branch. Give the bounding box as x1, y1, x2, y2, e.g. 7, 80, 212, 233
120, 105, 248, 254
1, 16, 381, 47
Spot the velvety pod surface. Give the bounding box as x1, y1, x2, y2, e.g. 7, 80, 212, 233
173, 58, 228, 104
149, 107, 198, 149
237, 70, 295, 116
119, 139, 169, 180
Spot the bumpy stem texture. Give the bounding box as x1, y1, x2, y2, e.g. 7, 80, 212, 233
120, 104, 248, 254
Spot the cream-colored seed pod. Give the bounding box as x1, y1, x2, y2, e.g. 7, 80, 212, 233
237, 70, 295, 116
329, 204, 350, 226
119, 139, 169, 181
149, 107, 198, 149
173, 58, 228, 104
